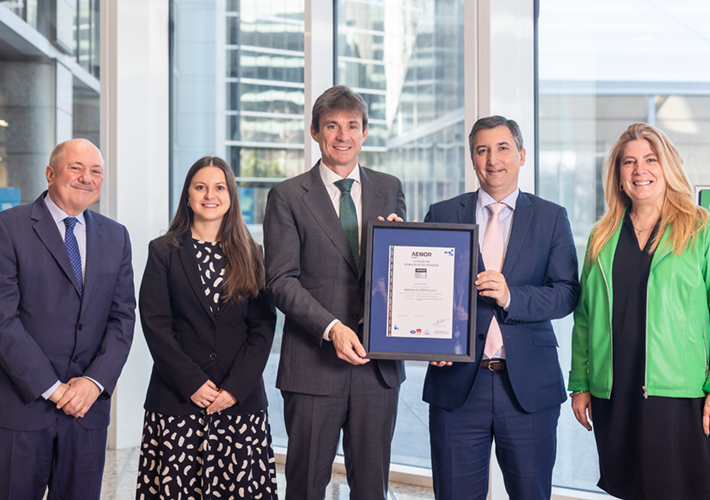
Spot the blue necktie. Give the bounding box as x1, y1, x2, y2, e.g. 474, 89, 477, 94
64, 217, 83, 296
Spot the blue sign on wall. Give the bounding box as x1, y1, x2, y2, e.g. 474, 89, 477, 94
0, 188, 20, 211
238, 186, 255, 224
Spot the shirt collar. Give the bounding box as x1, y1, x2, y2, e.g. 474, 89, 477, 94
319, 161, 361, 187
44, 193, 86, 227
477, 188, 520, 212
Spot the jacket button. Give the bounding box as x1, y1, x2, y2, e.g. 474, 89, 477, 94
77, 324, 84, 331
72, 357, 79, 363
478, 334, 484, 341
209, 353, 217, 361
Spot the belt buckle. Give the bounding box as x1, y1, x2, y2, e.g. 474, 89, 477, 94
487, 360, 500, 372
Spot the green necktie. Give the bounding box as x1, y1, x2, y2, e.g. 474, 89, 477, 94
335, 178, 359, 269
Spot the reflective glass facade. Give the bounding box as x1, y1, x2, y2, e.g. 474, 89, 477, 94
336, 0, 465, 223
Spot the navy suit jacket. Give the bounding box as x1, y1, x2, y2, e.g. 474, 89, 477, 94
264, 162, 406, 396
0, 193, 135, 431
423, 190, 580, 413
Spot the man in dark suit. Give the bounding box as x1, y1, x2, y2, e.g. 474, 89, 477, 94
0, 139, 136, 500
264, 85, 406, 500
424, 116, 580, 499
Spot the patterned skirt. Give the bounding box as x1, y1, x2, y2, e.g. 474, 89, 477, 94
136, 410, 278, 500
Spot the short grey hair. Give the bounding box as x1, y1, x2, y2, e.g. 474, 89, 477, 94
468, 115, 524, 155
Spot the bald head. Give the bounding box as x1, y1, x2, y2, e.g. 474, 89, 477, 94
46, 139, 104, 216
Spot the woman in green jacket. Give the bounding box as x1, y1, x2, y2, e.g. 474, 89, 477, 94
569, 123, 710, 499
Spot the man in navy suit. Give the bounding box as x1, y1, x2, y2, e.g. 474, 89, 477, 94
423, 116, 580, 499
0, 139, 135, 500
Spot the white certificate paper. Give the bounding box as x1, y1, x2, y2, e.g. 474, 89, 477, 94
387, 245, 455, 338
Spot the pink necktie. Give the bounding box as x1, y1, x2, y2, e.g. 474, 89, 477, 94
482, 203, 506, 359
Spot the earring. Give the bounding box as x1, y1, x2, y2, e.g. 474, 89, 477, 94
619, 184, 623, 192
187, 201, 191, 208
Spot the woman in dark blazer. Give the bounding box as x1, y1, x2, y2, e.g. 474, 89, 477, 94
136, 156, 277, 500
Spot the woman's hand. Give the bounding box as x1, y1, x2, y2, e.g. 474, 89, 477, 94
703, 394, 710, 436
191, 380, 220, 408
571, 391, 593, 431
206, 388, 238, 415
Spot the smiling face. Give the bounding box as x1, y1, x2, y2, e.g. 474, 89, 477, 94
311, 110, 368, 176
471, 125, 525, 201
188, 166, 231, 225
46, 139, 104, 216
619, 139, 667, 210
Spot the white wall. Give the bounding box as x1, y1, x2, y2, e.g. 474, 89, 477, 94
100, 0, 170, 449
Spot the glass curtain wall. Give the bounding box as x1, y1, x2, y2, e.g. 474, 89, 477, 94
0, 1, 100, 210
537, 0, 710, 493
335, 0, 465, 467
171, 0, 304, 227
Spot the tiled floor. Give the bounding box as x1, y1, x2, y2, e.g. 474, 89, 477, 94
100, 447, 435, 499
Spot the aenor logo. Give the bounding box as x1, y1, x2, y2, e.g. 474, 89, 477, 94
411, 251, 432, 257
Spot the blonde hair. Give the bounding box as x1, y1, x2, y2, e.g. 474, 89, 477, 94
587, 123, 707, 262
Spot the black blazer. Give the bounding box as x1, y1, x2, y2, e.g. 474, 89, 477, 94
139, 232, 276, 416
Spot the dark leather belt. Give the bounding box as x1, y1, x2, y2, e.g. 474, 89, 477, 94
480, 359, 506, 371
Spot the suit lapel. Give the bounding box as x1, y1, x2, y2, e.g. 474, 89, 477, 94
456, 191, 484, 271
80, 210, 103, 314
31, 196, 82, 298
301, 162, 358, 274
457, 192, 477, 224
501, 191, 532, 276
178, 232, 217, 321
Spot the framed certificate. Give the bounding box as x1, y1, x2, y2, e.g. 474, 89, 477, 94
363, 221, 479, 362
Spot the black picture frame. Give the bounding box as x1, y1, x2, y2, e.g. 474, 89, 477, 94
363, 221, 479, 362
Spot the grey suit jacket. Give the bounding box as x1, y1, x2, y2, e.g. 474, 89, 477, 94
264, 162, 406, 395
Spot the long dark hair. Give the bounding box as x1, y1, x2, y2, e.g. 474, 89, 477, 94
165, 156, 264, 301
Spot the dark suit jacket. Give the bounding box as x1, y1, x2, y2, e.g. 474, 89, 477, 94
0, 193, 135, 431
264, 162, 406, 395
139, 232, 276, 416
423, 190, 580, 413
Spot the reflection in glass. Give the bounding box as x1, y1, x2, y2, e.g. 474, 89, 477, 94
337, 0, 465, 224
172, 0, 304, 218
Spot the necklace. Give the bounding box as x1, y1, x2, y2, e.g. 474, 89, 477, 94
631, 224, 654, 236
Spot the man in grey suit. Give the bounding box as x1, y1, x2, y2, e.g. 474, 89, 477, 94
264, 85, 406, 500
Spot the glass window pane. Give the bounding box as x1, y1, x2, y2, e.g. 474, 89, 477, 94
0, 0, 100, 210
336, 0, 466, 469
538, 0, 710, 492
